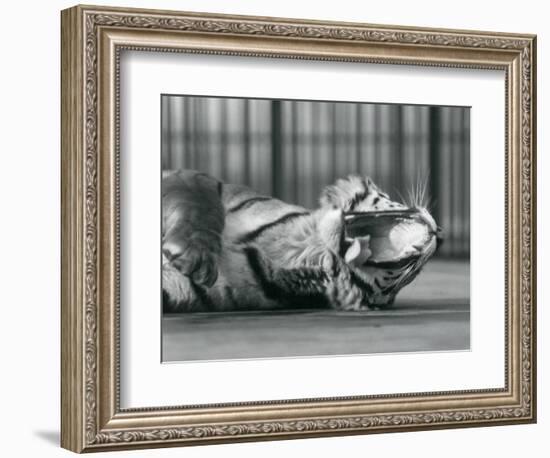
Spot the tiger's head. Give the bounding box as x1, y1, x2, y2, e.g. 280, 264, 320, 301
320, 175, 441, 308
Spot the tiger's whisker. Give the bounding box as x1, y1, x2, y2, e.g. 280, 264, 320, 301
396, 189, 407, 207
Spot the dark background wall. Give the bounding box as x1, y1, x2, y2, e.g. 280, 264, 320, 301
161, 95, 470, 257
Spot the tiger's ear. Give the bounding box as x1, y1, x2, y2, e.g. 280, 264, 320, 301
319, 175, 371, 211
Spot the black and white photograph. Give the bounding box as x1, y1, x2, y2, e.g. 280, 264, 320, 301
55, 3, 537, 453
161, 95, 470, 362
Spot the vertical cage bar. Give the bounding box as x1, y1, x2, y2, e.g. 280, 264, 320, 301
271, 100, 283, 198
393, 105, 404, 197
429, 106, 442, 252
243, 99, 251, 185
161, 96, 170, 170
463, 108, 471, 256
219, 98, 228, 181
355, 103, 363, 173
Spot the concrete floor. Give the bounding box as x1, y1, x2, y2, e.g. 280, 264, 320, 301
162, 259, 470, 362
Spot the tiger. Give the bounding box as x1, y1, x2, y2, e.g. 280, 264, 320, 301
162, 169, 441, 312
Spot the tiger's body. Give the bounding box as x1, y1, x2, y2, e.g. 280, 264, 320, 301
162, 169, 439, 312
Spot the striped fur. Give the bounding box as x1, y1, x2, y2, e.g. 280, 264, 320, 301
162, 170, 438, 312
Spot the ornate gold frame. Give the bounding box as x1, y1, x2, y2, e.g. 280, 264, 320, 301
61, 4, 537, 453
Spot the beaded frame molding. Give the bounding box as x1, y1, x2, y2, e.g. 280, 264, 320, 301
61, 4, 537, 453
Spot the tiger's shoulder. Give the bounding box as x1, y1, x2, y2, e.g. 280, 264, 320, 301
221, 182, 309, 245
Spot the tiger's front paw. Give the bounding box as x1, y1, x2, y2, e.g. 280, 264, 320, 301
162, 233, 220, 287
326, 282, 367, 311
162, 263, 198, 311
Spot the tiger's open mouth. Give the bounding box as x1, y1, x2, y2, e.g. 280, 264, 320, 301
343, 209, 437, 269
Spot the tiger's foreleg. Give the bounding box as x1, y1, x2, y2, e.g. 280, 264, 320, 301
244, 246, 366, 311
162, 170, 225, 310
244, 246, 327, 299
325, 258, 368, 311
317, 208, 368, 311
